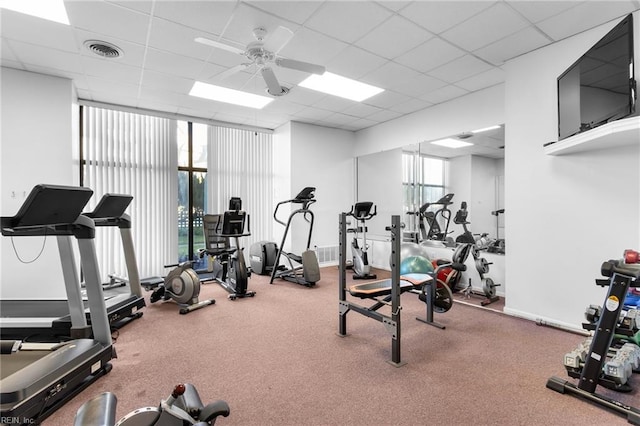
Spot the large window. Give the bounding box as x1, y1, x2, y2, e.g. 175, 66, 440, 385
402, 152, 447, 234
177, 121, 207, 270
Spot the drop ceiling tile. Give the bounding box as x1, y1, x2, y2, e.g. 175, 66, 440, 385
144, 48, 206, 80
320, 112, 359, 126
152, 1, 236, 34
65, 1, 150, 45
106, 1, 154, 15
419, 84, 468, 105
395, 38, 466, 73
325, 46, 387, 80
366, 108, 403, 123
291, 106, 335, 121
536, 2, 637, 41
399, 1, 496, 34
86, 76, 140, 99
141, 69, 195, 95
219, 2, 300, 47
262, 100, 306, 115
311, 96, 357, 113
389, 73, 448, 98
506, 1, 579, 24
277, 27, 348, 67
428, 54, 494, 83
361, 61, 420, 89
304, 2, 392, 44
7, 40, 84, 74
454, 67, 505, 92
82, 56, 142, 85
362, 90, 410, 109
247, 1, 324, 25
194, 62, 228, 83
148, 17, 219, 61
355, 15, 432, 60
348, 118, 378, 131
473, 26, 552, 65
440, 2, 530, 51
390, 97, 432, 114
0, 10, 77, 52
342, 103, 383, 119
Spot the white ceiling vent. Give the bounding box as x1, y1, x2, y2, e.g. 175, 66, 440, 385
84, 40, 123, 58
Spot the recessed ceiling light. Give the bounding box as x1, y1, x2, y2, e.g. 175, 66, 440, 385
299, 72, 384, 102
471, 125, 501, 133
189, 81, 273, 109
430, 138, 474, 149
0, 0, 69, 25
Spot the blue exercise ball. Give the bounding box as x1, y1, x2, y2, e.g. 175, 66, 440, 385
400, 255, 434, 275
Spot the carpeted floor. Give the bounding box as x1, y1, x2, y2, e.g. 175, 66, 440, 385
44, 266, 636, 425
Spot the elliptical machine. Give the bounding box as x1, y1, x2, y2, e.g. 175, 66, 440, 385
269, 187, 321, 286
406, 193, 455, 246
74, 383, 230, 425
142, 262, 216, 314
200, 197, 255, 300
345, 201, 377, 280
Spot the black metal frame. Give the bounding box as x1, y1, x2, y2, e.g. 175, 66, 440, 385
201, 210, 254, 300
270, 187, 319, 286
338, 213, 405, 366
547, 257, 640, 424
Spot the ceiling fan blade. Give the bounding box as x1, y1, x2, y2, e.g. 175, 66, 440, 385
216, 63, 251, 80
261, 67, 283, 95
263, 26, 294, 54
194, 37, 245, 55
275, 57, 326, 75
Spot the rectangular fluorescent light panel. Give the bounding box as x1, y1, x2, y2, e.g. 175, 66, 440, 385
471, 125, 501, 133
299, 72, 384, 102
430, 138, 474, 149
189, 82, 273, 109
0, 0, 69, 25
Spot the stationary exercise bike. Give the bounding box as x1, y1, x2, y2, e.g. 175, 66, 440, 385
142, 262, 216, 314
345, 202, 377, 280
74, 383, 230, 425
200, 198, 255, 300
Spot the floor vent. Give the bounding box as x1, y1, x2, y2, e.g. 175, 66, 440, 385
315, 245, 339, 265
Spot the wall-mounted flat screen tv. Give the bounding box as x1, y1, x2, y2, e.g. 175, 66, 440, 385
557, 14, 636, 140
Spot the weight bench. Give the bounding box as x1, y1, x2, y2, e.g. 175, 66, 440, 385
348, 277, 424, 299
339, 214, 447, 367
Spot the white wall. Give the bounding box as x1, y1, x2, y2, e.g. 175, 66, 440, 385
503, 12, 640, 330
1, 68, 76, 299
288, 121, 355, 255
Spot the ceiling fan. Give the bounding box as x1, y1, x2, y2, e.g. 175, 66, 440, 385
195, 26, 326, 96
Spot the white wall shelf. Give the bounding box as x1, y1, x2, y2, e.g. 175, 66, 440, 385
544, 115, 640, 155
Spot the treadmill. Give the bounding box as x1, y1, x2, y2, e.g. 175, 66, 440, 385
0, 193, 145, 340
0, 184, 115, 423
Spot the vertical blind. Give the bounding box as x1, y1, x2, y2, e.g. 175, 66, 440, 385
207, 127, 274, 248
82, 106, 178, 279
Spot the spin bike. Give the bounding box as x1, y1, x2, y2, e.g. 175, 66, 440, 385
142, 262, 216, 314
74, 383, 230, 425
269, 187, 321, 286
345, 201, 377, 280
200, 198, 255, 300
